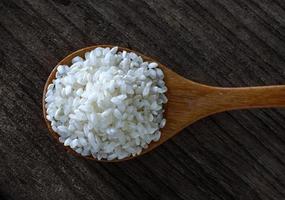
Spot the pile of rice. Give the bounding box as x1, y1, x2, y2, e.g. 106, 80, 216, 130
45, 46, 167, 160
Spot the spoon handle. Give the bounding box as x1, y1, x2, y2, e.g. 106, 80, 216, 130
210, 85, 285, 113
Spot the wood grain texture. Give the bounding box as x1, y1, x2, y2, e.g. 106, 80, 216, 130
1, 0, 285, 199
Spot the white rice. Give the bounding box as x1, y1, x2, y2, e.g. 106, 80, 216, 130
45, 46, 167, 160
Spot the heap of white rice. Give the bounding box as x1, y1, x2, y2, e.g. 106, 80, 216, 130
45, 46, 167, 160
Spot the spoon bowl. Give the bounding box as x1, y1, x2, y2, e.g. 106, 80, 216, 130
43, 45, 285, 162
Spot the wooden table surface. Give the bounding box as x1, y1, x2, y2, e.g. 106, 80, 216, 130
1, 0, 285, 199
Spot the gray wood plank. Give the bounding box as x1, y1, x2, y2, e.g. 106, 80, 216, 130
1, 0, 285, 199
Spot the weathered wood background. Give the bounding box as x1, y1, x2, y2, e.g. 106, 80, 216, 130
1, 0, 285, 199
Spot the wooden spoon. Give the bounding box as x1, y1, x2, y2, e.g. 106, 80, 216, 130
43, 45, 285, 162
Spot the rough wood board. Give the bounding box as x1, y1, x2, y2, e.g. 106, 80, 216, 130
0, 0, 285, 199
